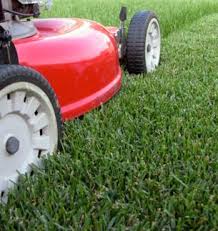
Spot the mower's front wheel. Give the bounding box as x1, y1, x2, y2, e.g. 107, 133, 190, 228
0, 65, 62, 202
126, 11, 161, 74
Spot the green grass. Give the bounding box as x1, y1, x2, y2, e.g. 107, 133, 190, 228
44, 0, 218, 37
1, 0, 218, 230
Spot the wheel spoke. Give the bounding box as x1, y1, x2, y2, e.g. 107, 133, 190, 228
152, 28, 158, 39
0, 178, 8, 203
32, 136, 50, 151
21, 97, 40, 119
19, 162, 33, 175
0, 178, 7, 192
150, 60, 154, 70
0, 96, 12, 118
149, 23, 155, 36
153, 39, 160, 48
146, 55, 152, 71
12, 91, 26, 112
30, 112, 49, 132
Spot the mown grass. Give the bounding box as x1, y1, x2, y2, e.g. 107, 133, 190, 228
1, 0, 218, 230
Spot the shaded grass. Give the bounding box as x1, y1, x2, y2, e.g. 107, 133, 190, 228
0, 9, 218, 230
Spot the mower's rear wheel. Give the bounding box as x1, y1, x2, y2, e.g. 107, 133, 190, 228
0, 65, 62, 203
126, 11, 161, 74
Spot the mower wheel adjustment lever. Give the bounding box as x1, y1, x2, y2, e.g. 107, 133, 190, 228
118, 7, 127, 59
0, 30, 12, 64
119, 6, 127, 22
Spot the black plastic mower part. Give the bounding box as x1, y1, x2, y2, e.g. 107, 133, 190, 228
119, 6, 127, 22
119, 7, 128, 59
0, 1, 5, 22
0, 27, 18, 64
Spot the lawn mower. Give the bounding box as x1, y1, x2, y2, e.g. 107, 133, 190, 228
0, 0, 161, 202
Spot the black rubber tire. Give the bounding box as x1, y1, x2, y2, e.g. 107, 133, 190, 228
0, 65, 63, 149
126, 11, 160, 74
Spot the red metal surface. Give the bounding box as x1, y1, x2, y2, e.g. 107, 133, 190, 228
13, 18, 122, 121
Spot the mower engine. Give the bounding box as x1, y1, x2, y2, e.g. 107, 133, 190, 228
1, 0, 51, 21
0, 0, 51, 64
0, 0, 51, 36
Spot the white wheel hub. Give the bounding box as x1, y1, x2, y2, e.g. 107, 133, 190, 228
145, 18, 161, 73
0, 82, 58, 202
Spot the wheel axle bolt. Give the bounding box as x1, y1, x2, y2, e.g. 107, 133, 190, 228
6, 137, 20, 155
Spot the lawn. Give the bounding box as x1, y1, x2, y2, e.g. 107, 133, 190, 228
1, 0, 218, 230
